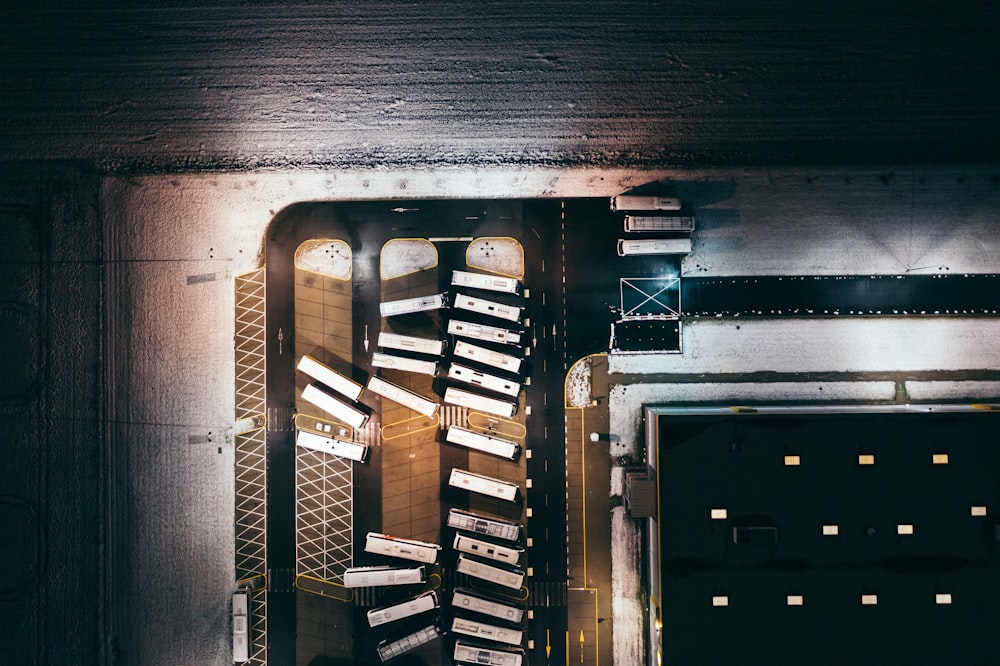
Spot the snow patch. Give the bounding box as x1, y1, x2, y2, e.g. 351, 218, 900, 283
565, 359, 593, 408
380, 238, 438, 280
466, 237, 524, 278
293, 239, 351, 279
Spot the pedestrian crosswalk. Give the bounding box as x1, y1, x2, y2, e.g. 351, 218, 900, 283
527, 580, 568, 607
439, 404, 470, 430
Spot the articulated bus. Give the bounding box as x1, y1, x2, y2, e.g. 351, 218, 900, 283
296, 428, 370, 463
367, 590, 439, 628
379, 293, 448, 317
343, 565, 426, 588
378, 331, 447, 357
297, 355, 364, 402
451, 270, 522, 295
371, 352, 438, 377
453, 533, 524, 566
376, 622, 442, 663
453, 641, 524, 666
447, 363, 520, 398
447, 508, 522, 543
617, 238, 692, 256
453, 340, 522, 374
364, 532, 442, 564
456, 554, 524, 590
451, 616, 524, 647
623, 214, 696, 233
453, 294, 523, 324
366, 376, 439, 418
452, 587, 525, 623
444, 387, 517, 419
445, 426, 521, 462
301, 383, 369, 429
447, 319, 522, 346
610, 194, 682, 212
449, 468, 519, 503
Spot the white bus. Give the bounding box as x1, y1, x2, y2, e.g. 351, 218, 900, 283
453, 533, 524, 567
623, 214, 696, 233
456, 554, 524, 590
448, 319, 522, 346
444, 387, 517, 418
617, 238, 692, 256
379, 293, 448, 317
296, 428, 370, 463
447, 508, 522, 543
233, 591, 250, 663
366, 376, 439, 418
453, 340, 523, 374
449, 468, 519, 503
454, 641, 524, 666
447, 363, 520, 398
302, 383, 369, 429
365, 532, 441, 565
343, 565, 426, 588
378, 331, 447, 357
297, 355, 364, 402
451, 616, 523, 647
446, 426, 521, 462
452, 587, 525, 623
371, 351, 439, 377
454, 294, 523, 324
610, 194, 682, 212
376, 622, 442, 663
367, 590, 439, 628
452, 270, 522, 295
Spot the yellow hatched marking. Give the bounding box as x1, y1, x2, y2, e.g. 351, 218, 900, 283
380, 413, 440, 441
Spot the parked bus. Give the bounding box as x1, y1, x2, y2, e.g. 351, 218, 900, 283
452, 270, 522, 295
610, 194, 682, 212
623, 214, 696, 233
453, 641, 524, 666
296, 428, 370, 463
302, 383, 369, 429
343, 565, 426, 588
451, 616, 524, 647
449, 468, 519, 503
444, 387, 517, 418
453, 533, 523, 566
445, 426, 521, 462
456, 554, 524, 590
448, 319, 522, 346
371, 352, 438, 377
297, 354, 364, 402
379, 293, 448, 317
367, 590, 439, 628
617, 238, 692, 256
452, 587, 525, 623
233, 591, 251, 663
447, 508, 522, 543
453, 294, 523, 324
453, 340, 522, 375
365, 532, 441, 565
378, 331, 447, 357
366, 376, 439, 418
376, 622, 442, 663
447, 363, 520, 398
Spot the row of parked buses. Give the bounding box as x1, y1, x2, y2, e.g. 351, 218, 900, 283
344, 506, 527, 663
293, 258, 529, 663
611, 193, 695, 257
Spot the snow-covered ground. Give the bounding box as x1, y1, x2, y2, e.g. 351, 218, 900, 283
295, 239, 352, 278
380, 238, 438, 279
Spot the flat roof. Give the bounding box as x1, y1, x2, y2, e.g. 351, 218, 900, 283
655, 408, 1000, 664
